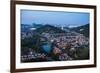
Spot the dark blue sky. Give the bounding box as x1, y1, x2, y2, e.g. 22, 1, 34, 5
21, 10, 90, 27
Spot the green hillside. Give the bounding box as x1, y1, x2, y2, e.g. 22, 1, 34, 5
34, 25, 66, 34
71, 24, 89, 37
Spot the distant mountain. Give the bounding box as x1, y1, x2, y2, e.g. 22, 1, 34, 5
34, 25, 66, 34
70, 24, 89, 37
21, 24, 31, 28
21, 24, 89, 37
21, 24, 32, 32
21, 24, 43, 32
32, 23, 43, 28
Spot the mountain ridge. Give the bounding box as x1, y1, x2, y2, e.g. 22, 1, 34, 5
70, 24, 89, 37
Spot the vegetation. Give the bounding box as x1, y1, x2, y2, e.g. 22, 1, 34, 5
71, 24, 89, 37
21, 24, 89, 62
34, 25, 66, 34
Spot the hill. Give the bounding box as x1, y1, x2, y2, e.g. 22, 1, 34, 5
70, 24, 89, 37
34, 25, 66, 34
